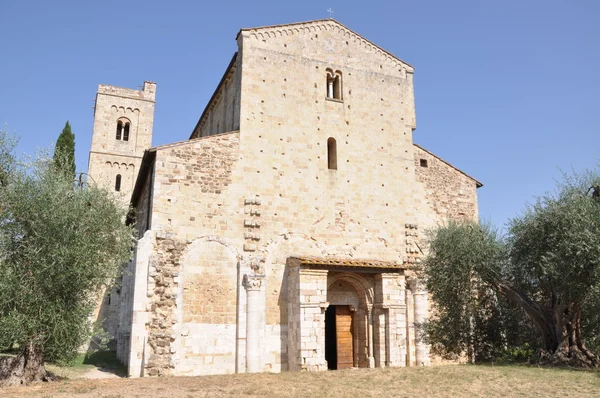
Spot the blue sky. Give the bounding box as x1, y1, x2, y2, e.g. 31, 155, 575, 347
1, 0, 598, 229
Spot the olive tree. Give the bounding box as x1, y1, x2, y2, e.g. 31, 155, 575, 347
0, 130, 134, 385
423, 169, 600, 367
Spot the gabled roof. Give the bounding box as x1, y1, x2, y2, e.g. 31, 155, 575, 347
189, 53, 238, 139
414, 143, 483, 188
237, 19, 414, 71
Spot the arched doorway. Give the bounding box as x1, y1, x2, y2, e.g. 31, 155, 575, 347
326, 275, 369, 369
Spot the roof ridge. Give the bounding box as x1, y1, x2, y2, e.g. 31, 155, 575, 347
413, 143, 483, 187
150, 131, 240, 152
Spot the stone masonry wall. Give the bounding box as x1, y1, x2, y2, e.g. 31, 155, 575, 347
132, 132, 241, 376
145, 235, 185, 376
192, 58, 241, 139
413, 145, 479, 230
149, 132, 240, 240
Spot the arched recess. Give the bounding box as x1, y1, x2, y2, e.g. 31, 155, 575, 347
176, 238, 239, 376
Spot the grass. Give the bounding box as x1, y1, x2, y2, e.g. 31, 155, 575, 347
2, 364, 600, 398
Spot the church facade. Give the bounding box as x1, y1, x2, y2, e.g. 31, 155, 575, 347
87, 20, 481, 377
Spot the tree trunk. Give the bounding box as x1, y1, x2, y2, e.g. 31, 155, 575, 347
490, 281, 598, 368
0, 343, 48, 387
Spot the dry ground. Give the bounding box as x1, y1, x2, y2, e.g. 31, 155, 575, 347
2, 365, 600, 398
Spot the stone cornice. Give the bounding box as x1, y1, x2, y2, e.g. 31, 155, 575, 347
239, 19, 414, 73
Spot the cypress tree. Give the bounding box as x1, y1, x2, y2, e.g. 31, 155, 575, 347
53, 121, 76, 180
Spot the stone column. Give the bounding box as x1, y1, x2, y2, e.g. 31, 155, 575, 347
367, 308, 375, 368
244, 274, 263, 373
413, 279, 430, 366
405, 282, 415, 366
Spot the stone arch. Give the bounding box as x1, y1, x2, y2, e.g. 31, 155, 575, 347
327, 280, 360, 310
327, 272, 373, 308
326, 272, 374, 368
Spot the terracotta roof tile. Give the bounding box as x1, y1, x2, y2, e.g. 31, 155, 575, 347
289, 256, 406, 270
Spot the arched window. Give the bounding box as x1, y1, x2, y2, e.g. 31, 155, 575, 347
333, 70, 342, 100
116, 121, 123, 140
326, 68, 334, 98
327, 137, 337, 170
116, 118, 131, 141
326, 69, 342, 100
115, 174, 122, 192
123, 122, 130, 141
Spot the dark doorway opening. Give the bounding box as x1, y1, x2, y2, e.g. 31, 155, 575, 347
325, 305, 354, 370
325, 305, 337, 370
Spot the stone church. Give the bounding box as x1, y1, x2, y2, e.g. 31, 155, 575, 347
87, 19, 481, 377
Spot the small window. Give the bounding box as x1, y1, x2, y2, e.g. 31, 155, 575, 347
115, 174, 122, 191
420, 159, 428, 167
123, 123, 130, 141
116, 121, 123, 140
327, 137, 337, 170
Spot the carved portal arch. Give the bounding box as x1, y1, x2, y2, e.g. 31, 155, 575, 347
326, 272, 374, 369
327, 272, 373, 308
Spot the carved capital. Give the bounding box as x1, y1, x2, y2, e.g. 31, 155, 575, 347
243, 274, 263, 291
407, 277, 427, 293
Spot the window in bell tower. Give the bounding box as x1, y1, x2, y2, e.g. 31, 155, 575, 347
123, 122, 130, 141
116, 118, 131, 141
116, 121, 123, 140
115, 174, 122, 191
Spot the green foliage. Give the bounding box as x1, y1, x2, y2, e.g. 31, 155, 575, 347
422, 221, 514, 361
53, 121, 76, 180
497, 343, 536, 363
0, 128, 134, 363
423, 166, 600, 364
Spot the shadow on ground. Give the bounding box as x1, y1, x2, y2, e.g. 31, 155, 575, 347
81, 350, 127, 377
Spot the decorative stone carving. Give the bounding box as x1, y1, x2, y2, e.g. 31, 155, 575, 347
243, 232, 261, 241
244, 219, 261, 228
243, 274, 263, 291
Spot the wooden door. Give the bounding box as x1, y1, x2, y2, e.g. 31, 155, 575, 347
336, 305, 354, 369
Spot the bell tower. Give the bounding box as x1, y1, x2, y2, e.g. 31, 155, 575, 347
87, 81, 156, 204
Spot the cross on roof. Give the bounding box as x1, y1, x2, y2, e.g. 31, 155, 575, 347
327, 8, 334, 18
